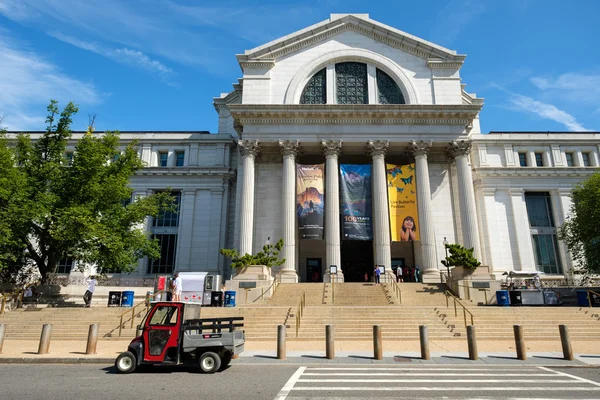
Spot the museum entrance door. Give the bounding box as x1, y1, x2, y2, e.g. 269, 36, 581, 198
341, 240, 373, 282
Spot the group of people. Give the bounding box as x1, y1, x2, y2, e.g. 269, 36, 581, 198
395, 266, 421, 283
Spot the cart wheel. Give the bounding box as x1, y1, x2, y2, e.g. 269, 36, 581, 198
115, 351, 137, 374
199, 352, 221, 373
219, 352, 232, 371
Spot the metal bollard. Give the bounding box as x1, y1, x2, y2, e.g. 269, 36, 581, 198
277, 325, 286, 360
86, 324, 99, 355
0, 324, 5, 354
514, 324, 526, 360
419, 325, 430, 360
38, 324, 53, 355
467, 325, 478, 360
559, 325, 574, 361
326, 325, 335, 359
373, 325, 382, 360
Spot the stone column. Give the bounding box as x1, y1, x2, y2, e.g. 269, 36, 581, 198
322, 140, 343, 280
238, 140, 260, 256
279, 140, 300, 283
407, 140, 438, 282
447, 140, 482, 260
368, 140, 391, 272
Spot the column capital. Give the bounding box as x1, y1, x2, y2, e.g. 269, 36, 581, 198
446, 139, 473, 159
367, 140, 389, 157
238, 139, 260, 158
321, 139, 343, 158
278, 139, 300, 158
407, 140, 433, 158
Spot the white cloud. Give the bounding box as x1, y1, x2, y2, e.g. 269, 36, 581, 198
48, 31, 174, 80
531, 73, 600, 104
0, 31, 102, 130
510, 93, 590, 132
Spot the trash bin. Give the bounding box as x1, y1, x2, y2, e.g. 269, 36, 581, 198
509, 290, 522, 306
121, 290, 135, 308
107, 291, 121, 307
496, 290, 510, 306
210, 291, 223, 307
543, 291, 559, 306
577, 290, 590, 307
224, 291, 236, 307
590, 292, 600, 307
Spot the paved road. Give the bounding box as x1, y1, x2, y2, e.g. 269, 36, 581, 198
2, 364, 600, 400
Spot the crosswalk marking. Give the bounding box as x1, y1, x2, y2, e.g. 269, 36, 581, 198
274, 365, 600, 399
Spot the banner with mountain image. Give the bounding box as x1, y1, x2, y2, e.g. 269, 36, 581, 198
340, 164, 373, 241
387, 163, 420, 242
296, 164, 325, 239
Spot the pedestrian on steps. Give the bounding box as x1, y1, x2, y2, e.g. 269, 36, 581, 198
83, 275, 97, 308
373, 266, 381, 285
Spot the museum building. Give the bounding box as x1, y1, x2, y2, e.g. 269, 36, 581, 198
32, 14, 600, 284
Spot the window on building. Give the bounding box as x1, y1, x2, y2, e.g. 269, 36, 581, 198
534, 152, 543, 167
376, 68, 405, 104
153, 191, 181, 227
524, 192, 562, 274
159, 152, 168, 167
148, 234, 178, 274
582, 152, 591, 167
300, 68, 326, 104
565, 152, 574, 167
57, 258, 74, 274
64, 152, 74, 166
175, 152, 185, 167
335, 62, 368, 104
518, 153, 527, 167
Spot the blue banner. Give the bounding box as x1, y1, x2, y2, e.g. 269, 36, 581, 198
340, 164, 373, 241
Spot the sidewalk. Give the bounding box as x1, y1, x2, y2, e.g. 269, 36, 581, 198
1, 339, 600, 366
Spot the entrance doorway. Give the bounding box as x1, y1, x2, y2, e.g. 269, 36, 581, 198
306, 258, 322, 282
341, 240, 374, 282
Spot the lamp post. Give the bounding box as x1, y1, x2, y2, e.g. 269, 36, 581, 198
265, 237, 271, 247
442, 237, 450, 280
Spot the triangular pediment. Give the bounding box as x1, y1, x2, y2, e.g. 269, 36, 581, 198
237, 14, 465, 67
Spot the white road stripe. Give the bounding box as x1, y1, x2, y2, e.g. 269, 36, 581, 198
306, 367, 543, 371
539, 366, 600, 387
274, 366, 306, 400
303, 372, 557, 377
290, 386, 600, 391
296, 379, 578, 383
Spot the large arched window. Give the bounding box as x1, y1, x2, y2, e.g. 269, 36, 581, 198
376, 68, 405, 104
300, 68, 326, 104
336, 62, 368, 104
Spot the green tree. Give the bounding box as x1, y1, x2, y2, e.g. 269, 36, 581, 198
441, 243, 481, 270
220, 238, 285, 269
0, 100, 174, 283
558, 172, 600, 276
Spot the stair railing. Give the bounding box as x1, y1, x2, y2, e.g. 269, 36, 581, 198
444, 290, 474, 326
252, 272, 282, 303
390, 280, 402, 304
0, 290, 23, 314
295, 291, 306, 338
118, 291, 164, 337
587, 290, 600, 308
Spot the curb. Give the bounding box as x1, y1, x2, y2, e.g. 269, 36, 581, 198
0, 358, 114, 364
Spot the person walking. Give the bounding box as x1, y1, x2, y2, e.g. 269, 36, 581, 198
83, 275, 97, 308
172, 272, 183, 301
373, 266, 381, 285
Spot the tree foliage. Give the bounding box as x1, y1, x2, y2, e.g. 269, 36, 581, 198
558, 172, 600, 276
220, 238, 285, 269
0, 100, 174, 283
441, 243, 481, 270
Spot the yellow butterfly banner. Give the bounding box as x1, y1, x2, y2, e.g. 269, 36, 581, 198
386, 163, 420, 242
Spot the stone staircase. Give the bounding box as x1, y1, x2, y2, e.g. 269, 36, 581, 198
263, 283, 326, 306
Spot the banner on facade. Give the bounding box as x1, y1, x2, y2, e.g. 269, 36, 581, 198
387, 163, 420, 242
296, 164, 325, 239
340, 164, 373, 241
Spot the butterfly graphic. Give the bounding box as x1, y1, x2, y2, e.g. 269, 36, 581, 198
405, 196, 409, 199
387, 166, 403, 178
396, 187, 404, 193
401, 175, 413, 185
407, 165, 414, 172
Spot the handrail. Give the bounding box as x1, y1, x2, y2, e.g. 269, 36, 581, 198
0, 290, 23, 314
252, 272, 282, 303
295, 291, 306, 338
118, 291, 163, 337
444, 290, 475, 326
389, 280, 402, 304
587, 290, 600, 308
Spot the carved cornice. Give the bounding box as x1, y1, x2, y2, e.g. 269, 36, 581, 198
473, 167, 600, 179
446, 140, 473, 159
367, 140, 389, 157
238, 139, 260, 158
407, 140, 432, 158
240, 60, 275, 71
427, 59, 464, 69
321, 140, 343, 158
278, 139, 300, 158
228, 104, 482, 127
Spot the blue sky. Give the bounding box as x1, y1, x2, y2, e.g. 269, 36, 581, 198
0, 0, 598, 133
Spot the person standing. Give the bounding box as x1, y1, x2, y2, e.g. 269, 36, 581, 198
172, 272, 183, 301
373, 266, 381, 285
83, 276, 97, 308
